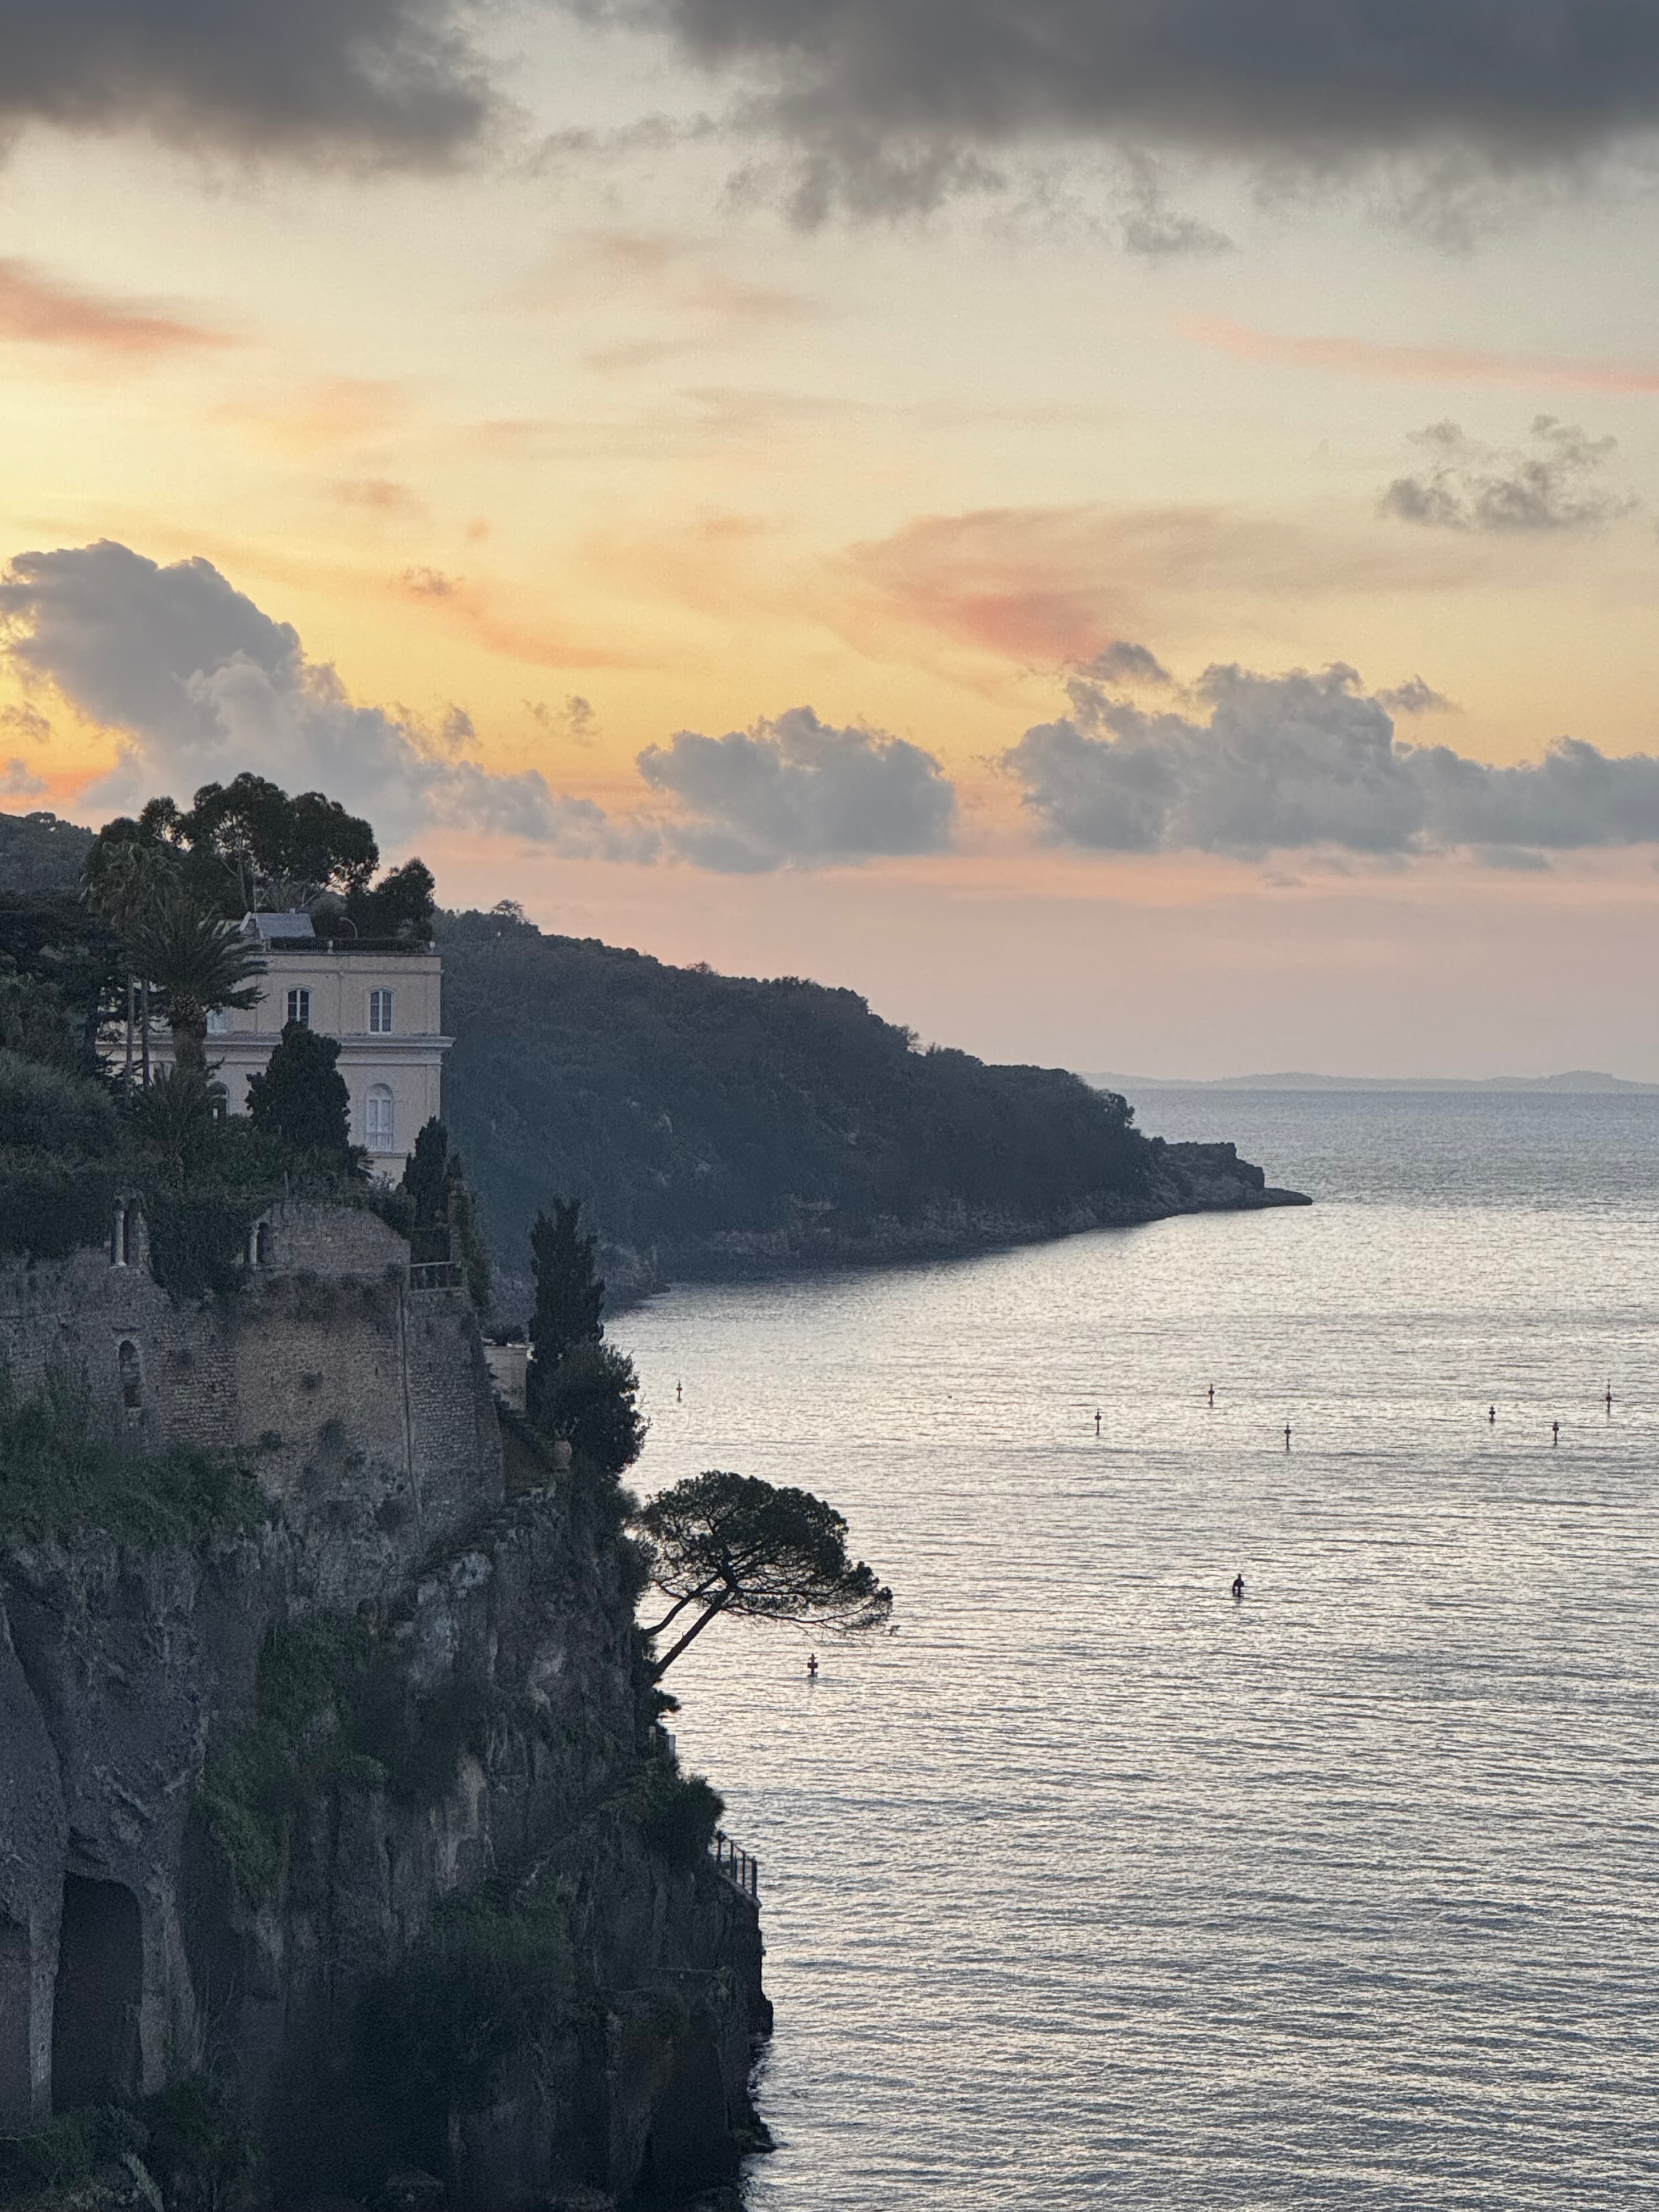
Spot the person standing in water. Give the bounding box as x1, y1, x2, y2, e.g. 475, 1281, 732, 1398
1232, 1573, 1245, 1600
806, 1654, 819, 1680
1284, 1423, 1292, 1452
675, 1379, 682, 1404
1552, 1419, 1560, 1447
1094, 1408, 1102, 1437
1207, 1384, 1215, 1408
1489, 1406, 1496, 1424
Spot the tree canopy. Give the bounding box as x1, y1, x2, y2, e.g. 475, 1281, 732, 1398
85, 774, 433, 937
246, 1022, 354, 1165
636, 1471, 893, 1678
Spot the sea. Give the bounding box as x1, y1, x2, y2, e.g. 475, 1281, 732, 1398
607, 1091, 1659, 2211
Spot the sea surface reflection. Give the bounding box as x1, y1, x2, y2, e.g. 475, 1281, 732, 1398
610, 1093, 1659, 2209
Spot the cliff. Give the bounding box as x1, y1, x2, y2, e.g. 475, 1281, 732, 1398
0, 1203, 768, 2212
436, 910, 1308, 1310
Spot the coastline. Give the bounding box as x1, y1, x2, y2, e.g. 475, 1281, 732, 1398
599, 1141, 1311, 1312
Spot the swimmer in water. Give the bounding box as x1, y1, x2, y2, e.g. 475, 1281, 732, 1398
1231, 1573, 1245, 1600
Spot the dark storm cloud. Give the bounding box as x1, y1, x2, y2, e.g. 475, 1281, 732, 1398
609, 0, 1659, 215
1002, 661, 1659, 862
1382, 417, 1638, 533
637, 705, 956, 870
0, 0, 496, 165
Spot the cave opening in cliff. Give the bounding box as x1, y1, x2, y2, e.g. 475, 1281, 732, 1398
52, 1876, 143, 2111
0, 1913, 33, 2125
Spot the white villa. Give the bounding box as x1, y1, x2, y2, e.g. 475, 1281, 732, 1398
201, 914, 452, 1178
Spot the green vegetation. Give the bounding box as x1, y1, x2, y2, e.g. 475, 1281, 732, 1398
638, 1470, 893, 1678
0, 2076, 258, 2212
358, 1880, 582, 2115
437, 904, 1152, 1300
526, 1197, 645, 1477
198, 1618, 509, 1901
0, 810, 92, 898
634, 1763, 725, 1869
245, 1021, 353, 1167
0, 1363, 261, 1549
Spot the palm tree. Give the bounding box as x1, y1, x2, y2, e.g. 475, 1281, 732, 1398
128, 1065, 229, 1184
83, 836, 179, 1087
122, 893, 264, 1073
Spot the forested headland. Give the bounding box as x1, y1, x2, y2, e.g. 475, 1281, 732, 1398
0, 808, 1305, 1317
438, 906, 1304, 1310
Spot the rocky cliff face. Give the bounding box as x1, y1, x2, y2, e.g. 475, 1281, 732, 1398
0, 1207, 768, 2212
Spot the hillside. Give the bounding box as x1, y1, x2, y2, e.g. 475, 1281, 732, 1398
438, 907, 1306, 1307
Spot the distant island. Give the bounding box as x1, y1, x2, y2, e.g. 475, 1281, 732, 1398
1091, 1069, 1659, 1095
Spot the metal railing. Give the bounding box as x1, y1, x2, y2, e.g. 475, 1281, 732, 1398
408, 1260, 464, 1291
710, 1830, 759, 1900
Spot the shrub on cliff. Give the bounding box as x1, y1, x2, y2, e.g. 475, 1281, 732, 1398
634, 1764, 725, 1869
0, 1362, 261, 1548
358, 1882, 580, 2118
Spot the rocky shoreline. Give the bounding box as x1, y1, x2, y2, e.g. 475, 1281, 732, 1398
599, 1140, 1310, 1310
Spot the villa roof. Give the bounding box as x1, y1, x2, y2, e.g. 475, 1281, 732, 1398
241, 911, 315, 941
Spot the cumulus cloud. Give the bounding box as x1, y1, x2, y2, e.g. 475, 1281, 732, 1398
0, 541, 650, 858
1002, 659, 1659, 862
1382, 416, 1638, 532
637, 705, 956, 871
0, 0, 495, 166
1375, 675, 1455, 718
1076, 641, 1171, 689
614, 0, 1659, 217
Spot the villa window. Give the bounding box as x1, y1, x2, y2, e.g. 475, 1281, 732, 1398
286, 988, 311, 1029
206, 1007, 229, 1036
117, 1340, 142, 1418
365, 1085, 395, 1152
369, 988, 394, 1034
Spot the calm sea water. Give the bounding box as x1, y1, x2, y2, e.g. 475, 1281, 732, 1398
610, 1092, 1659, 2210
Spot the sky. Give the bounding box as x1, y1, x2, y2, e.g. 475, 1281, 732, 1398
7, 2, 1659, 1075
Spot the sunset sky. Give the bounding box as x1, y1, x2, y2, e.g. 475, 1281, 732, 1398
8, 3, 1659, 1076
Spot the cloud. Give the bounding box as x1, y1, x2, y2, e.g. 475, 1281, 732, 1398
0, 758, 46, 796
527, 695, 600, 744
1381, 416, 1638, 533
617, 0, 1659, 217
0, 700, 52, 744
1002, 659, 1659, 862
1181, 317, 1659, 396
0, 0, 496, 167
0, 258, 231, 358
1077, 641, 1171, 688
0, 540, 648, 857
637, 705, 956, 870
839, 502, 1481, 673
332, 478, 419, 512
1375, 675, 1455, 718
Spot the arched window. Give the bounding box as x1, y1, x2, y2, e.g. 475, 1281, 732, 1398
255, 1222, 273, 1266
111, 1205, 131, 1268
116, 1341, 142, 1417
365, 1085, 394, 1152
